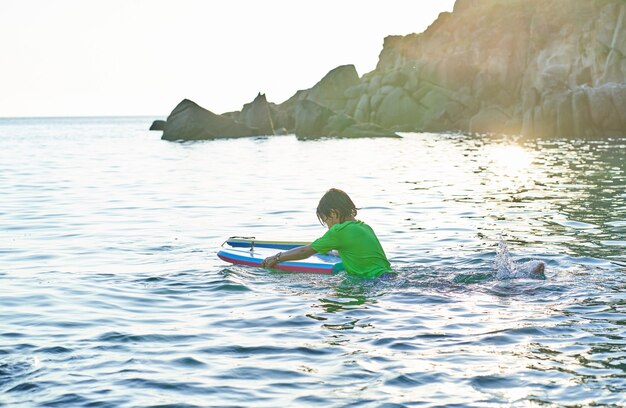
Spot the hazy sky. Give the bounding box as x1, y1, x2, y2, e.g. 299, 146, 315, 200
2, 0, 455, 117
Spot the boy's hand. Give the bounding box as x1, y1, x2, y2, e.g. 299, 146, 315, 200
261, 253, 281, 268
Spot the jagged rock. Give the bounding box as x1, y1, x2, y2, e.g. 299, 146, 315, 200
327, 113, 356, 134
294, 100, 399, 139
336, 122, 401, 139
588, 84, 626, 134
294, 100, 335, 138
353, 94, 371, 123
269, 104, 293, 132
239, 93, 275, 136
325, 113, 399, 138
149, 120, 166, 131
571, 89, 595, 138
469, 106, 512, 135
161, 99, 259, 141
556, 93, 575, 137
344, 83, 368, 99
381, 71, 408, 87
375, 87, 424, 129
612, 86, 626, 126
301, 64, 360, 113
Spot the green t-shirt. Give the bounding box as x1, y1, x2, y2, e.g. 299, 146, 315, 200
311, 220, 391, 279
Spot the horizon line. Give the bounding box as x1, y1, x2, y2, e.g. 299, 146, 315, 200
0, 114, 166, 120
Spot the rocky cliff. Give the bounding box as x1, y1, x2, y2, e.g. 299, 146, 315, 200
155, 0, 626, 140
359, 0, 626, 138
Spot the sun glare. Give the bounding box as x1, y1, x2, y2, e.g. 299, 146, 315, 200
487, 144, 535, 172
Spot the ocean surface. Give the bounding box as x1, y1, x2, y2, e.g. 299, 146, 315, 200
1, 116, 625, 407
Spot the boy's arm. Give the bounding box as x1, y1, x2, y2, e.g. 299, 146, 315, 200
262, 245, 317, 268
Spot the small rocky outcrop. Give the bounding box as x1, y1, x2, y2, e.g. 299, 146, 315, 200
149, 120, 166, 131
161, 99, 259, 141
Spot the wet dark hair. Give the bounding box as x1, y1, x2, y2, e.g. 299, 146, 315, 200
316, 188, 358, 225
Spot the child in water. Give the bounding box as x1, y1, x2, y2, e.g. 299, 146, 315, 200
262, 188, 392, 279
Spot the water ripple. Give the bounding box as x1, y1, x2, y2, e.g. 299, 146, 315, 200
1, 119, 625, 407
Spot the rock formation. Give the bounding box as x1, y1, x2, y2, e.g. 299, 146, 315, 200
358, 0, 626, 137
238, 93, 275, 136
160, 99, 259, 141
154, 0, 626, 140
293, 100, 399, 139
155, 66, 399, 140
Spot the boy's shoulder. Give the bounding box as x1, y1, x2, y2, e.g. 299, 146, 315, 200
333, 220, 365, 231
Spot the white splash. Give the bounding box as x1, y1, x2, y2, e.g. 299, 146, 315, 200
495, 239, 546, 280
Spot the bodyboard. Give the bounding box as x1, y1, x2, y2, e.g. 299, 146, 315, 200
218, 242, 342, 275
224, 236, 310, 250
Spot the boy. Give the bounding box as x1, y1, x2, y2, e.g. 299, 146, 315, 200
262, 188, 391, 279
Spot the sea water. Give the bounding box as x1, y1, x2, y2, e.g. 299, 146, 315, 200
1, 116, 624, 407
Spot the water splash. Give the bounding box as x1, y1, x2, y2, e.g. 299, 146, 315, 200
495, 239, 546, 280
